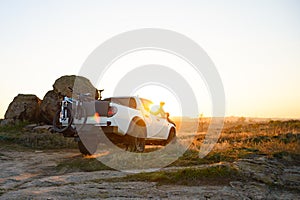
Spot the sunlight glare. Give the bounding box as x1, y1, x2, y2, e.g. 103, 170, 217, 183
133, 84, 182, 117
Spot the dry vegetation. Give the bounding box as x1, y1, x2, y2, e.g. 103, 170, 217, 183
106, 164, 240, 186
172, 118, 300, 167
0, 121, 77, 149
0, 118, 299, 187
0, 118, 299, 170
120, 118, 300, 186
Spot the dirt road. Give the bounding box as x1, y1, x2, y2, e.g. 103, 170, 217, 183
0, 144, 299, 199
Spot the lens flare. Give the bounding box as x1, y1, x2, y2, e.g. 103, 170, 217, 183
94, 112, 100, 123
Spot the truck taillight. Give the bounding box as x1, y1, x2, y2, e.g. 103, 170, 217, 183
107, 106, 117, 117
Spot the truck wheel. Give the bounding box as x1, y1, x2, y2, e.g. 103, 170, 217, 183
127, 121, 146, 152
78, 141, 97, 155
166, 128, 176, 145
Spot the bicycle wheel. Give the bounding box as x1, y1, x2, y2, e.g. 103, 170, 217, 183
72, 106, 87, 131
53, 107, 73, 133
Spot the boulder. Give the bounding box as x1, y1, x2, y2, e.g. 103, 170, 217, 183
40, 90, 61, 124
53, 75, 98, 99
39, 75, 100, 124
4, 94, 41, 123
3, 75, 100, 125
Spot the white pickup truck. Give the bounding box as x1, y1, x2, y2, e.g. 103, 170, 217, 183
76, 96, 176, 155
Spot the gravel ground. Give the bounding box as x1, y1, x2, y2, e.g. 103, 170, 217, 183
0, 145, 299, 199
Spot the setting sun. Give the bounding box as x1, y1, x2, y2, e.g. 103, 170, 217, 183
132, 85, 182, 117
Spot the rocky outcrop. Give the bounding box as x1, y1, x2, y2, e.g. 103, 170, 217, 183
235, 157, 284, 185
2, 75, 100, 125
234, 156, 300, 190
39, 90, 61, 124
0, 151, 299, 199
39, 75, 99, 124
53, 75, 98, 99
4, 94, 41, 123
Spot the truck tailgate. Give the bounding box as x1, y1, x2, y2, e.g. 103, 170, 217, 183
83, 101, 110, 116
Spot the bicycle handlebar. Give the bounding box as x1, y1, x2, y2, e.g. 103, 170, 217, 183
67, 87, 104, 100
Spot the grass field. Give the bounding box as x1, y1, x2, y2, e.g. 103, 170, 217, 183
171, 118, 300, 167
1, 118, 299, 164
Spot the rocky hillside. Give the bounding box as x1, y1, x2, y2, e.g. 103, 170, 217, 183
1, 75, 99, 126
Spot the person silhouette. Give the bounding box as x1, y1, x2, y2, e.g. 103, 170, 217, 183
150, 102, 166, 118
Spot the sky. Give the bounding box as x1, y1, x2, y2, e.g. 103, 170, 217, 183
0, 0, 299, 118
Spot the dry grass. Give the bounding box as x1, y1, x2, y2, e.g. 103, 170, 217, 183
56, 155, 112, 172
0, 121, 77, 149
1, 118, 299, 169
103, 164, 240, 186
171, 119, 300, 166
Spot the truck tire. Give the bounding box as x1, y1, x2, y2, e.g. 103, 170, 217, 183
127, 120, 146, 152
166, 128, 176, 145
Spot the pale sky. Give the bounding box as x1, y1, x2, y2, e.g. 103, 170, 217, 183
0, 0, 299, 118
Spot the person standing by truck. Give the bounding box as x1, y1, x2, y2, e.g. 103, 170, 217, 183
150, 102, 166, 118
150, 102, 176, 126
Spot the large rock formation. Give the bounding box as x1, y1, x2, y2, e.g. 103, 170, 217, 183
39, 90, 61, 124
53, 75, 98, 99
39, 75, 99, 124
2, 75, 100, 125
4, 94, 41, 123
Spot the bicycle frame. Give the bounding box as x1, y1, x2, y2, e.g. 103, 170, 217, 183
60, 95, 85, 124
54, 88, 101, 132
60, 97, 73, 124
